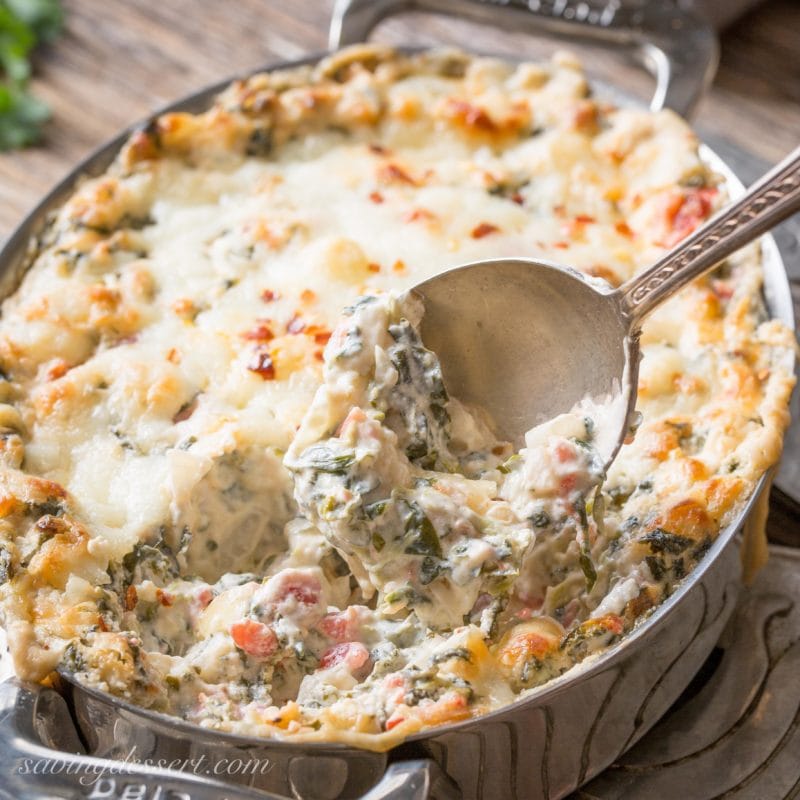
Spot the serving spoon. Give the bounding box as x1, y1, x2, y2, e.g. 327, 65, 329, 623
414, 145, 800, 469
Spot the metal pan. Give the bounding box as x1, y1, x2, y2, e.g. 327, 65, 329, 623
0, 2, 794, 799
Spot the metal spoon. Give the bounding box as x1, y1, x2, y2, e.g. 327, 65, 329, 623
413, 146, 800, 468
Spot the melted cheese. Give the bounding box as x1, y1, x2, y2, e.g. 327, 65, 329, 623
0, 46, 793, 748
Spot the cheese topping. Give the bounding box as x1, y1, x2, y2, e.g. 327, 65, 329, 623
0, 46, 794, 750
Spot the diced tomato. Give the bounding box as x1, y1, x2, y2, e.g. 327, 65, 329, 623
665, 187, 717, 246
248, 351, 275, 380
194, 587, 214, 610
124, 585, 138, 612
554, 441, 576, 463
597, 613, 624, 636
378, 163, 418, 186
403, 208, 437, 223
268, 572, 321, 607
156, 589, 173, 607
336, 407, 367, 438
385, 713, 405, 731
615, 220, 634, 239
471, 222, 500, 239
711, 279, 734, 300
559, 474, 577, 494
319, 642, 371, 673
230, 620, 278, 659
241, 321, 275, 342
319, 607, 366, 642
258, 570, 325, 626
382, 674, 407, 704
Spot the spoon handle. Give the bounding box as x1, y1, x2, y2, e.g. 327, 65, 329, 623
620, 144, 800, 327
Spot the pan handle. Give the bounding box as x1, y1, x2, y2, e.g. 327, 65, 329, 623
328, 0, 718, 118
0, 680, 458, 800
0, 680, 279, 800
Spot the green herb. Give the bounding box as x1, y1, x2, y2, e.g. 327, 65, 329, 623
529, 509, 551, 528
365, 500, 387, 520
645, 555, 666, 581
0, 0, 63, 150
418, 555, 444, 585
497, 454, 521, 474
431, 647, 472, 665
579, 545, 597, 591
384, 584, 423, 606
246, 126, 273, 157
639, 528, 692, 555
402, 502, 442, 558
303, 446, 355, 475
0, 545, 13, 583
606, 484, 633, 509
60, 642, 85, 673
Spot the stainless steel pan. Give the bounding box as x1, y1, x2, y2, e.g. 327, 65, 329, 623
0, 2, 795, 799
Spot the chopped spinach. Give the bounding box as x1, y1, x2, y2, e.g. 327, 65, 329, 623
401, 501, 442, 558
431, 647, 472, 665
639, 528, 692, 555
302, 445, 355, 475
529, 509, 552, 528
418, 555, 445, 585
579, 546, 597, 591
0, 545, 14, 583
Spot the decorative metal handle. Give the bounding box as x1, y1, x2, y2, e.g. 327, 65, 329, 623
620, 145, 800, 326
328, 0, 718, 117
0, 679, 459, 800
0, 680, 277, 800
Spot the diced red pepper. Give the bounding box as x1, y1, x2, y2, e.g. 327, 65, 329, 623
471, 222, 500, 239
248, 351, 275, 380
231, 620, 278, 659
319, 642, 370, 672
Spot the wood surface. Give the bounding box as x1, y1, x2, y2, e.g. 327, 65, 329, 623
0, 0, 796, 542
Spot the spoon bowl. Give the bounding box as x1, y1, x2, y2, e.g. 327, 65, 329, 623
413, 146, 800, 468
415, 258, 637, 466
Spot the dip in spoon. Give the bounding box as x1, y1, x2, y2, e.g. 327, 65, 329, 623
413, 146, 800, 470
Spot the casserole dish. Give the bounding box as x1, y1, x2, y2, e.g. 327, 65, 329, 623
0, 1, 792, 795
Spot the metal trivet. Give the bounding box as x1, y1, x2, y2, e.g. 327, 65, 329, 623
572, 544, 800, 800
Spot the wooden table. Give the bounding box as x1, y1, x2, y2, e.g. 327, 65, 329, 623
1, 0, 799, 232
0, 0, 797, 542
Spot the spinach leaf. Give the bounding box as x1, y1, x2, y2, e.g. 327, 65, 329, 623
402, 501, 442, 558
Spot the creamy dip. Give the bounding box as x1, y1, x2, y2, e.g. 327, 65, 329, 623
0, 46, 793, 750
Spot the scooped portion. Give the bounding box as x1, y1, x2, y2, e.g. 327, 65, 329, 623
286, 293, 603, 632
57, 292, 661, 746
